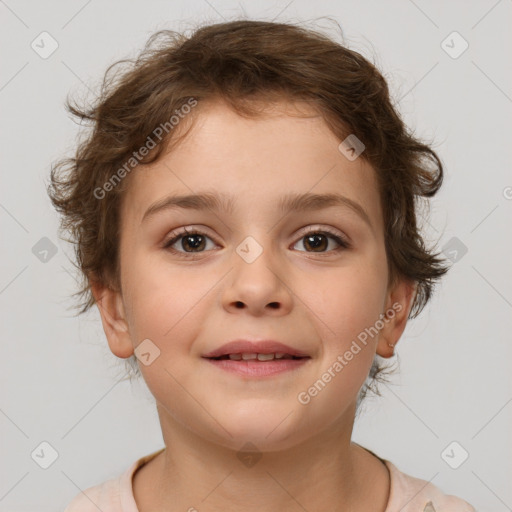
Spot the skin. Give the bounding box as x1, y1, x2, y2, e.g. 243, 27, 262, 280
92, 98, 416, 511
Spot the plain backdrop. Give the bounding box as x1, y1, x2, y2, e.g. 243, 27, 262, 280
1, 0, 511, 510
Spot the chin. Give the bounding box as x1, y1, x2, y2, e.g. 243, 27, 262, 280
207, 410, 308, 452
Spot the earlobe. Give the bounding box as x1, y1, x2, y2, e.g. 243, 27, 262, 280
90, 281, 134, 359
376, 279, 417, 359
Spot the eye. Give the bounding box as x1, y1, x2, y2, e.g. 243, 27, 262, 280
162, 226, 350, 257
163, 227, 217, 254
292, 227, 350, 254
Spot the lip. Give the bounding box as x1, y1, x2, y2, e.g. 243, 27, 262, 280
201, 340, 310, 359
205, 357, 310, 377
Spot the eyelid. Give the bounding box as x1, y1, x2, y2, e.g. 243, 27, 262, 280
293, 225, 351, 250
296, 224, 348, 241
162, 226, 218, 248
163, 224, 351, 256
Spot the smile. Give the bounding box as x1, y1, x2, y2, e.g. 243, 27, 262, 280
204, 354, 311, 377
209, 352, 305, 361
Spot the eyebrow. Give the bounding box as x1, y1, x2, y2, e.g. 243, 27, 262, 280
141, 191, 372, 228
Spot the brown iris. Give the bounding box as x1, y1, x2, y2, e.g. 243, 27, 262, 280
180, 234, 206, 252
303, 233, 328, 252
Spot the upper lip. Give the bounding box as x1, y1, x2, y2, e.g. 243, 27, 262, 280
202, 340, 311, 358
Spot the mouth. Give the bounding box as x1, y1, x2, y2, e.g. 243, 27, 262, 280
202, 339, 311, 360
202, 340, 312, 377
206, 353, 309, 361
203, 353, 311, 377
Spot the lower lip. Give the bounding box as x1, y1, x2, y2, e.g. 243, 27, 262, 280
204, 357, 310, 377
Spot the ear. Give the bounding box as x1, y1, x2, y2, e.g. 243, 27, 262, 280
376, 278, 417, 359
90, 280, 134, 359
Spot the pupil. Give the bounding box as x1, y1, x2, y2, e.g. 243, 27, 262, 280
306, 234, 326, 252
183, 235, 205, 251
180, 234, 328, 252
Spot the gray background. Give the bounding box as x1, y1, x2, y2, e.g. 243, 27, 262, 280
1, 0, 511, 510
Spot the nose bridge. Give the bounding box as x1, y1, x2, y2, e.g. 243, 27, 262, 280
222, 233, 292, 314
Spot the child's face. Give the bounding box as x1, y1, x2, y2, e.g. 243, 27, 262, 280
96, 99, 413, 450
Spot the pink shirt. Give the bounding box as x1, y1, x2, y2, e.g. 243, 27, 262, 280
64, 447, 476, 511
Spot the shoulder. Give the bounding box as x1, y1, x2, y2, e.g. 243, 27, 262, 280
62, 449, 164, 512
384, 459, 476, 512
63, 476, 121, 511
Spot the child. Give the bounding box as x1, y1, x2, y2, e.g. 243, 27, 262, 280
50, 18, 476, 512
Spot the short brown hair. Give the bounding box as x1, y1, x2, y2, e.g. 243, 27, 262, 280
48, 19, 449, 399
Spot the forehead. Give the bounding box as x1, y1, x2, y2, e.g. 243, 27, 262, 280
120, 99, 383, 233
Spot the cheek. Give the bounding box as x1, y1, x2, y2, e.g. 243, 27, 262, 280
121, 249, 225, 366
299, 260, 387, 398
125, 271, 207, 341
306, 262, 387, 341
121, 259, 214, 398
294, 272, 384, 419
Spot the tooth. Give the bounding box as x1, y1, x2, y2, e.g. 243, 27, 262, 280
257, 353, 275, 361
274, 353, 286, 359
229, 354, 242, 360
241, 353, 258, 360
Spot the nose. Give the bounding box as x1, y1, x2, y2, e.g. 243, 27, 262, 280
221, 242, 293, 317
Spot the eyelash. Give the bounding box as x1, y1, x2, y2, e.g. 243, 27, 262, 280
162, 226, 350, 258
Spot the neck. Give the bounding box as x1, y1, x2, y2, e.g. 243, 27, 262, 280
133, 402, 390, 511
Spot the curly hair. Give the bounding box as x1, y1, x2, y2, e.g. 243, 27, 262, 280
47, 18, 449, 401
